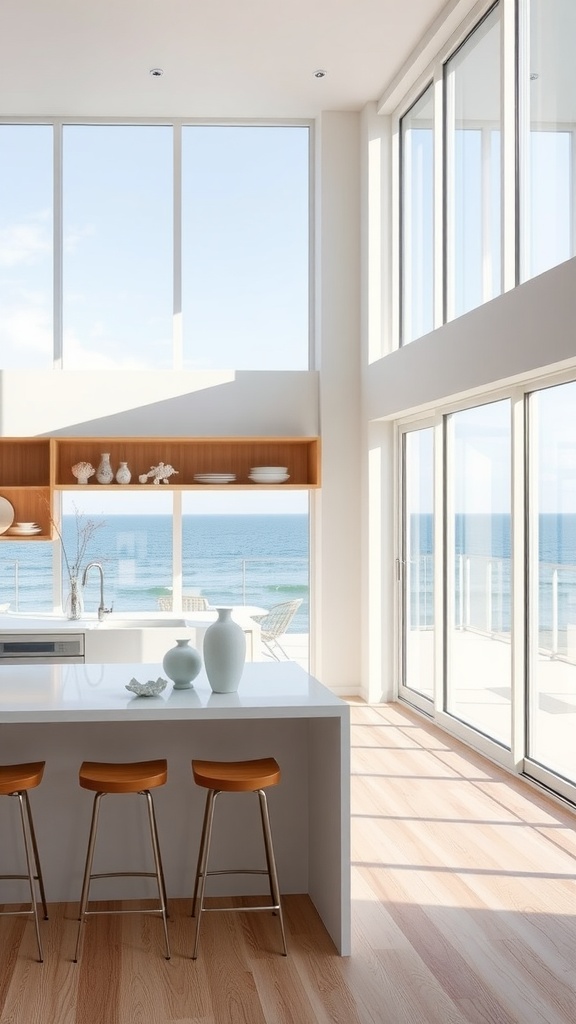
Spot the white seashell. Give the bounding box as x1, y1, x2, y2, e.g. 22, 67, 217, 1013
125, 676, 168, 697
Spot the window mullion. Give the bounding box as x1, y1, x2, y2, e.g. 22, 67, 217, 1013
53, 121, 63, 369
173, 123, 183, 370
502, 0, 518, 291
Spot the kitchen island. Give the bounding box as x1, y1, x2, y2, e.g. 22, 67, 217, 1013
0, 660, 350, 954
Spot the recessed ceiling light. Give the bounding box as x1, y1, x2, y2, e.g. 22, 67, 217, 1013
313, 69, 327, 79
150, 68, 164, 77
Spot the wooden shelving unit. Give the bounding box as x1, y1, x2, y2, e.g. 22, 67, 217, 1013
0, 436, 320, 540
52, 437, 320, 489
0, 439, 52, 539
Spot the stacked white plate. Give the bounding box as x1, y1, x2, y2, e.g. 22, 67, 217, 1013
249, 466, 290, 484
7, 521, 42, 535
194, 473, 236, 484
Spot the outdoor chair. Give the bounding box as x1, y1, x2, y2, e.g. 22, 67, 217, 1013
157, 595, 209, 612
251, 599, 303, 660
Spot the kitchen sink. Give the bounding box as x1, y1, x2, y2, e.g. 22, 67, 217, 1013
96, 618, 190, 629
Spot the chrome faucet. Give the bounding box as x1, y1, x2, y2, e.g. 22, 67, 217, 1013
82, 561, 112, 621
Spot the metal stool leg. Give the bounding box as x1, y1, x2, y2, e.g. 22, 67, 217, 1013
22, 791, 48, 921
192, 786, 214, 917
16, 792, 44, 962
192, 789, 218, 959
74, 791, 103, 962
258, 789, 287, 955
142, 790, 171, 959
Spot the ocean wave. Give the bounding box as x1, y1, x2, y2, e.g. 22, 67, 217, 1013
263, 583, 308, 594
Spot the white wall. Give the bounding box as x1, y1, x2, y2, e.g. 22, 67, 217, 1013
0, 370, 319, 436
366, 256, 576, 422
312, 111, 362, 693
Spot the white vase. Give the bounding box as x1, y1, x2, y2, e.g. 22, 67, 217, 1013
115, 461, 131, 484
203, 607, 246, 693
162, 638, 202, 689
96, 453, 114, 484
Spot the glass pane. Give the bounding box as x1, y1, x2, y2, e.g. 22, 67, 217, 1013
0, 125, 53, 369
401, 86, 434, 345
521, 0, 576, 281
402, 428, 434, 697
446, 400, 511, 745
61, 491, 173, 614
182, 125, 309, 370
445, 5, 502, 320
527, 381, 576, 783
181, 490, 309, 666
0, 541, 53, 612
62, 125, 173, 369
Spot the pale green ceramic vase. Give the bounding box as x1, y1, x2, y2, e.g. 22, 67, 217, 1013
203, 607, 246, 693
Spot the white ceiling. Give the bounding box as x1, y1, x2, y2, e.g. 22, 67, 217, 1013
0, 0, 451, 119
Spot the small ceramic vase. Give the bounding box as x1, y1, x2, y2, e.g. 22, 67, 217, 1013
115, 461, 131, 484
203, 607, 246, 693
96, 453, 114, 485
162, 638, 202, 689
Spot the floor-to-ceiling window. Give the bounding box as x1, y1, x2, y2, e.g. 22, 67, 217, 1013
0, 122, 311, 638
400, 426, 434, 699
526, 380, 576, 790
521, 0, 576, 282
400, 87, 435, 345
0, 120, 310, 370
445, 400, 511, 746
181, 125, 309, 370
444, 3, 502, 322
397, 373, 576, 802
397, 0, 576, 349
0, 124, 53, 368
62, 125, 174, 370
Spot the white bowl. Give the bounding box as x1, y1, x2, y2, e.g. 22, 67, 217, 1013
250, 466, 287, 473
249, 473, 290, 484
15, 522, 37, 529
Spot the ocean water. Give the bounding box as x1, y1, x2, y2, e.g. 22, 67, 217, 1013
0, 514, 309, 631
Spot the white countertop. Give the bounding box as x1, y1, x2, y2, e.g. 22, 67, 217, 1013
0, 660, 346, 723
0, 608, 263, 633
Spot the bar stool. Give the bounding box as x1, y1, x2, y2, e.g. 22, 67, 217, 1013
0, 761, 48, 963
74, 759, 170, 962
190, 756, 287, 958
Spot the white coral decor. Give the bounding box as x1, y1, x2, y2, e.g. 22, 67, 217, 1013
125, 677, 168, 697
147, 462, 179, 485
71, 461, 95, 485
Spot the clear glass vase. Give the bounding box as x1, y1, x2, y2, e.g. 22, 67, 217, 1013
65, 576, 84, 620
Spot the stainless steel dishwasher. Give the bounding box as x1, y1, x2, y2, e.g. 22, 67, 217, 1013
0, 633, 85, 664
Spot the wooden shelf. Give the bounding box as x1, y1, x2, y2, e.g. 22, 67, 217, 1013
0, 439, 52, 539
0, 436, 320, 540
53, 437, 320, 488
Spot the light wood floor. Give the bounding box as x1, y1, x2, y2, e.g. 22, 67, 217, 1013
2, 700, 576, 1023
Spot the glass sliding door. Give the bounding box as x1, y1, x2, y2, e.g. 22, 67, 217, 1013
446, 400, 512, 746
400, 427, 434, 700
400, 85, 435, 345
527, 381, 576, 786
444, 3, 502, 321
